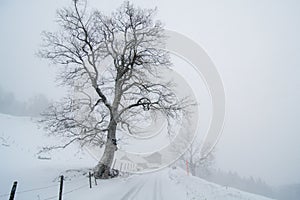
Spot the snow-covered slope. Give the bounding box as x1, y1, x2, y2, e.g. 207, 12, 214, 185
0, 114, 96, 200
0, 114, 275, 200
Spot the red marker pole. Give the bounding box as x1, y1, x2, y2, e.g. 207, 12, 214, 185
186, 160, 189, 176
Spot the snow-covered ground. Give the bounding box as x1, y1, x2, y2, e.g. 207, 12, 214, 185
0, 114, 275, 200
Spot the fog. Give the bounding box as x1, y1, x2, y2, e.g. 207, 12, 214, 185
0, 0, 299, 187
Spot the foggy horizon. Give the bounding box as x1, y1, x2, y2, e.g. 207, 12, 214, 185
0, 0, 299, 188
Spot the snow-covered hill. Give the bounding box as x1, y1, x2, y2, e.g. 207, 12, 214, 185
0, 114, 275, 200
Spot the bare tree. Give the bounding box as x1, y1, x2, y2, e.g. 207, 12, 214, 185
172, 131, 215, 176
38, 0, 191, 179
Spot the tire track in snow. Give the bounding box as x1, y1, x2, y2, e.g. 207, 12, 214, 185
154, 177, 163, 200
157, 177, 163, 200
120, 172, 165, 200
120, 179, 146, 200
153, 177, 159, 200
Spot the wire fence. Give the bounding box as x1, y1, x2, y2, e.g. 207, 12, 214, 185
42, 183, 88, 200
0, 159, 136, 200
0, 173, 92, 200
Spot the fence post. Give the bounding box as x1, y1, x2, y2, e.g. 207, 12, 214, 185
89, 172, 92, 189
112, 159, 116, 169
58, 175, 64, 200
9, 181, 18, 200
120, 163, 123, 172
94, 175, 97, 186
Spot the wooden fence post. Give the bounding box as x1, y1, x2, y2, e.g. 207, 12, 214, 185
120, 163, 123, 172
58, 175, 64, 200
112, 159, 116, 169
9, 181, 18, 200
94, 175, 97, 186
89, 172, 92, 189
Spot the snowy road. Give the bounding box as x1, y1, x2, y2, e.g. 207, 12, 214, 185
63, 168, 274, 200
117, 170, 182, 200
67, 169, 187, 200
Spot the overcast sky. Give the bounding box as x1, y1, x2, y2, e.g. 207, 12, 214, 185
0, 0, 299, 186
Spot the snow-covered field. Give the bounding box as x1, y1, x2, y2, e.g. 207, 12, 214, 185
0, 114, 275, 200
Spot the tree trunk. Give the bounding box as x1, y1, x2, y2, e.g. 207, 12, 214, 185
94, 77, 121, 179
189, 157, 196, 176
94, 121, 117, 179
190, 164, 196, 176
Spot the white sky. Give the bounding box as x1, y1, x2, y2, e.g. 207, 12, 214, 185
0, 0, 299, 186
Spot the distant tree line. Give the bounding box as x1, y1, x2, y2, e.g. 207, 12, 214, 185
199, 167, 300, 200
0, 86, 49, 117
196, 167, 274, 198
